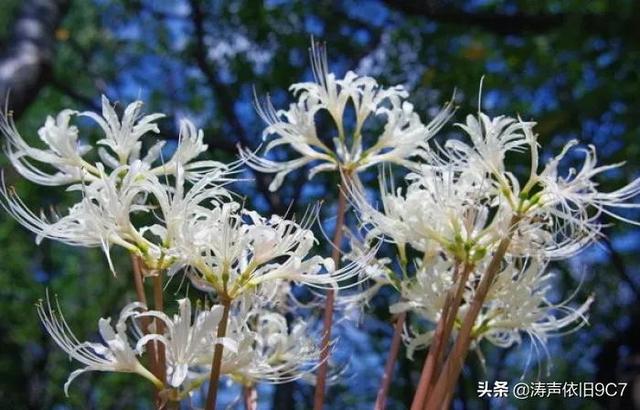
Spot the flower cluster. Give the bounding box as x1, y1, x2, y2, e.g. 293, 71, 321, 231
37, 295, 322, 400
1, 96, 230, 272
3, 40, 639, 408
1, 96, 359, 290
234, 43, 640, 403
242, 43, 455, 190
1, 95, 364, 402
347, 110, 639, 361
2, 96, 217, 186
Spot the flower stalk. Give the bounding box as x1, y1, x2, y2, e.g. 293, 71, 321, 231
152, 272, 167, 391
130, 255, 148, 306
374, 311, 407, 410
243, 384, 258, 410
410, 263, 461, 410
425, 217, 520, 409
314, 172, 350, 410
130, 255, 161, 404
433, 262, 474, 377
411, 261, 475, 410
204, 296, 231, 410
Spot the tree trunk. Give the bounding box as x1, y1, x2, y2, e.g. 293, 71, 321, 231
0, 0, 70, 119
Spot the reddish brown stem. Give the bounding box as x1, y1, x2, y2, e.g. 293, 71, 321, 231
314, 175, 350, 410
425, 218, 519, 410
243, 384, 257, 410
410, 264, 462, 410
441, 389, 455, 410
130, 254, 148, 306
130, 255, 160, 403
411, 301, 451, 410
433, 264, 475, 379
153, 273, 167, 387
205, 297, 231, 410
375, 312, 407, 410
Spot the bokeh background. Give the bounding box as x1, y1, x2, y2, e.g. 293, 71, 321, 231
0, 1, 639, 409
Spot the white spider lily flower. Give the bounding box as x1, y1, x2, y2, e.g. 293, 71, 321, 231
1, 95, 238, 272
1, 163, 153, 272
179, 202, 249, 285
348, 165, 501, 263
2, 158, 234, 274
243, 207, 318, 265
147, 119, 230, 182
239, 313, 323, 384
152, 301, 325, 389
384, 257, 458, 360
477, 260, 593, 358
242, 42, 454, 191
216, 307, 323, 385
346, 174, 417, 252
2, 96, 165, 187
84, 100, 226, 180
135, 299, 237, 388
36, 294, 161, 395
389, 257, 456, 322
81, 95, 165, 166
539, 143, 640, 213
176, 201, 368, 299
508, 210, 599, 260
2, 95, 224, 188
1, 108, 98, 185
446, 113, 536, 178
520, 141, 640, 258
136, 164, 235, 269
413, 109, 640, 259
391, 257, 593, 362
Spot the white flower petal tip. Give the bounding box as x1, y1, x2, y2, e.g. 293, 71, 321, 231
35, 292, 159, 394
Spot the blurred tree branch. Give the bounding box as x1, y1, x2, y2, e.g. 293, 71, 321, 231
188, 0, 285, 214
382, 0, 631, 36
0, 0, 70, 118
